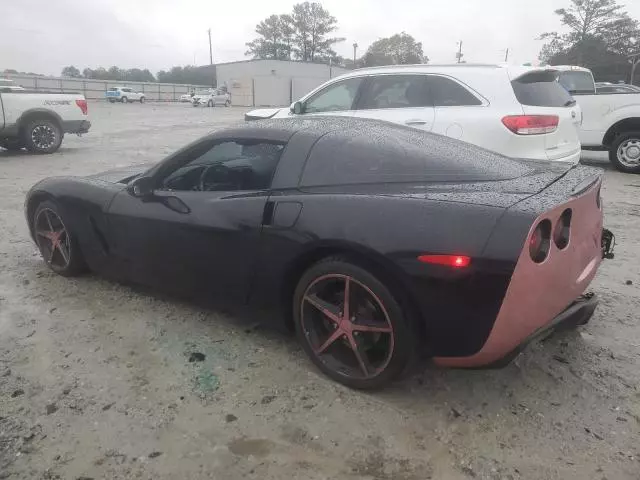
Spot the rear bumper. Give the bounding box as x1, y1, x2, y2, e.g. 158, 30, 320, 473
63, 120, 91, 134
480, 293, 598, 368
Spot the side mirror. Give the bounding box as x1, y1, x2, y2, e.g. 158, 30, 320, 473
128, 176, 155, 198
291, 101, 303, 115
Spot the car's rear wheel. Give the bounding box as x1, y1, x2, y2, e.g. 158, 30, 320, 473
610, 132, 640, 174
108, 98, 116, 103
121, 96, 128, 103
0, 138, 24, 151
293, 258, 415, 389
23, 119, 63, 154
140, 96, 145, 104
32, 200, 86, 276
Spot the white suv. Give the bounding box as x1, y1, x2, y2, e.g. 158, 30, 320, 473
246, 64, 582, 164
105, 87, 145, 103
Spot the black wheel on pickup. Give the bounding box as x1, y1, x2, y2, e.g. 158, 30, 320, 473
23, 118, 63, 154
0, 138, 25, 151
610, 132, 640, 174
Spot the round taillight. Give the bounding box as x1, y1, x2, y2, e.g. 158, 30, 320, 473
529, 219, 551, 263
553, 209, 572, 250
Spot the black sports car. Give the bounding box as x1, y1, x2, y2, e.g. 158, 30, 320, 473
25, 117, 613, 389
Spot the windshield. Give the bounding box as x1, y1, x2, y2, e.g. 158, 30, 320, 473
557, 71, 596, 95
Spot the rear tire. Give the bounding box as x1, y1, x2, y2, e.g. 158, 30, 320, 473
609, 132, 640, 173
23, 118, 63, 154
108, 98, 116, 103
293, 257, 416, 390
121, 96, 128, 103
32, 200, 86, 277
140, 96, 145, 104
0, 138, 25, 151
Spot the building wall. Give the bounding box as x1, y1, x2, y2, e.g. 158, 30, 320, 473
215, 60, 350, 107
3, 74, 210, 101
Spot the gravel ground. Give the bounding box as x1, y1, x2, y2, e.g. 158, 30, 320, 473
0, 102, 638, 480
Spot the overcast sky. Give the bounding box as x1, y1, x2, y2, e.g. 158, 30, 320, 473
1, 0, 639, 75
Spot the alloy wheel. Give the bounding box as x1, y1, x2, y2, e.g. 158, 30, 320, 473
299, 274, 395, 380
617, 138, 640, 168
34, 208, 71, 271
31, 125, 57, 151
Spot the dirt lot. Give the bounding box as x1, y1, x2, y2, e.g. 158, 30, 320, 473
0, 102, 638, 480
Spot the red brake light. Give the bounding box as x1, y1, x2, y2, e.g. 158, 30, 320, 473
501, 115, 558, 135
418, 254, 471, 268
75, 99, 88, 115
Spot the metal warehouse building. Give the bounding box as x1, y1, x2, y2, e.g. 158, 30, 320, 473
207, 59, 350, 107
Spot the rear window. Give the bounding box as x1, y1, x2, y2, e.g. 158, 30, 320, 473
511, 71, 575, 107
557, 71, 596, 95
108, 88, 118, 91
300, 125, 531, 187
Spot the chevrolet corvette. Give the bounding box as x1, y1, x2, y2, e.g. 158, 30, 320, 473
25, 117, 614, 389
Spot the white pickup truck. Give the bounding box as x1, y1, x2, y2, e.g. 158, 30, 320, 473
0, 86, 91, 154
555, 65, 640, 173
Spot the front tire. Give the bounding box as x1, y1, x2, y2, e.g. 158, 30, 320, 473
293, 258, 415, 390
609, 132, 640, 173
32, 200, 86, 277
0, 138, 25, 151
23, 119, 63, 154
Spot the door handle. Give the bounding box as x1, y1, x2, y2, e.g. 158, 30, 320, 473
405, 119, 428, 126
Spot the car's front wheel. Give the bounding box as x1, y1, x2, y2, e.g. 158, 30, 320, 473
23, 118, 63, 154
293, 258, 415, 389
0, 138, 25, 151
32, 200, 86, 276
610, 132, 640, 173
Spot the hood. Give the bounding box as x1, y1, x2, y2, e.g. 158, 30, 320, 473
84, 164, 155, 184
245, 108, 284, 121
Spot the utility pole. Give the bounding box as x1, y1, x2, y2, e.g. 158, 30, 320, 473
353, 42, 358, 65
208, 28, 213, 66
504, 48, 509, 62
456, 41, 463, 63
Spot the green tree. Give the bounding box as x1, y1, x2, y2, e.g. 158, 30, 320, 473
245, 14, 285, 59
362, 33, 426, 67
61, 65, 81, 77
539, 0, 640, 64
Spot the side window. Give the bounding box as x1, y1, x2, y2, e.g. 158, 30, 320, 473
160, 140, 285, 192
359, 75, 431, 109
303, 77, 363, 114
427, 76, 482, 106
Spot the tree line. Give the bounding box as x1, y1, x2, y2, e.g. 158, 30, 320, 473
58, 65, 215, 85
539, 0, 640, 83
246, 2, 426, 67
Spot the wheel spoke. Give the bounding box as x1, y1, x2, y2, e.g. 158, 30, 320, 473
44, 211, 54, 232
352, 322, 393, 334
304, 294, 341, 324
57, 235, 70, 265
342, 276, 351, 321
36, 229, 52, 239
315, 329, 344, 354
348, 334, 373, 377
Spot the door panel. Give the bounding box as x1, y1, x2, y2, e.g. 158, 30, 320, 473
106, 189, 268, 301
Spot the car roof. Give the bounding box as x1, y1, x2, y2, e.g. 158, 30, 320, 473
547, 65, 592, 73
227, 116, 537, 180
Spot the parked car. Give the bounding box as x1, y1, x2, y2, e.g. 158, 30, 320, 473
105, 87, 145, 103
554, 65, 640, 173
0, 89, 90, 153
191, 89, 231, 107
24, 117, 613, 389
246, 64, 582, 165
0, 78, 26, 92
180, 93, 194, 102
